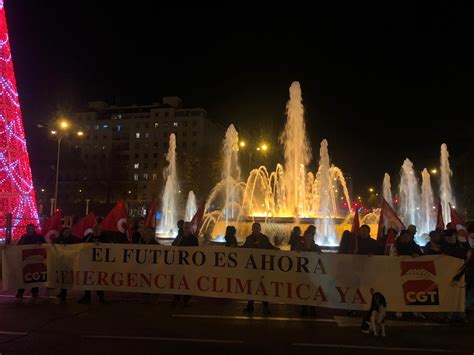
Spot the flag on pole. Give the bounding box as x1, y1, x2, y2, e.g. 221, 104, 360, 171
436, 200, 444, 231
71, 212, 98, 239
377, 198, 405, 241
449, 203, 467, 228
351, 208, 360, 235
41, 211, 62, 242
190, 203, 205, 234
100, 201, 130, 242
144, 196, 157, 229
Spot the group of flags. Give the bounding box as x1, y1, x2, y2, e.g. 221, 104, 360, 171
39, 196, 206, 242
350, 196, 469, 254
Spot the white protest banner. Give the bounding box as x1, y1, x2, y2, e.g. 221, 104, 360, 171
2, 244, 465, 312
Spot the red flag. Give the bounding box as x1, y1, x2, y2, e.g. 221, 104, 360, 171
100, 201, 130, 240
436, 200, 444, 231
144, 196, 157, 229
449, 203, 467, 229
351, 208, 360, 235
377, 198, 405, 241
41, 211, 62, 242
71, 212, 98, 239
190, 203, 205, 234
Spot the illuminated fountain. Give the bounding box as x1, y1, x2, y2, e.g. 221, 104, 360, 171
184, 190, 197, 222
382, 173, 393, 207
399, 158, 420, 227
440, 143, 455, 224
200, 82, 351, 246
158, 133, 178, 238
419, 168, 434, 235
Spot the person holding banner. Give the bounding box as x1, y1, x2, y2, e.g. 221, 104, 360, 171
139, 227, 159, 245
15, 224, 46, 301
54, 227, 79, 302
242, 222, 277, 315
355, 225, 382, 255
172, 222, 198, 307
424, 231, 443, 255
290, 225, 321, 317
78, 224, 109, 304
224, 226, 238, 247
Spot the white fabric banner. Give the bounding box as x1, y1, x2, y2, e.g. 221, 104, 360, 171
2, 244, 465, 312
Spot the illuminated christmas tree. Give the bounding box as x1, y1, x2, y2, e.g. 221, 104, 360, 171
0, 0, 39, 239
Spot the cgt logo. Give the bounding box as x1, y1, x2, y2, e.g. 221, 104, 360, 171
402, 279, 439, 305
22, 248, 47, 284
400, 260, 436, 277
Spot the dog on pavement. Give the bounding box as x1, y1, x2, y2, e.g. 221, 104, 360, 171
361, 292, 387, 337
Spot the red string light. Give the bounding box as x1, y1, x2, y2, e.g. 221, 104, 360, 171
0, 2, 39, 239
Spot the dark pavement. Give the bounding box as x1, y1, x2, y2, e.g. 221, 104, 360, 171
0, 289, 472, 355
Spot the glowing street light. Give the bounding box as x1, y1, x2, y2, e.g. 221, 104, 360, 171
239, 141, 246, 148
59, 120, 70, 130
369, 187, 374, 193
77, 131, 84, 137
50, 130, 57, 135
260, 144, 268, 151
430, 168, 438, 175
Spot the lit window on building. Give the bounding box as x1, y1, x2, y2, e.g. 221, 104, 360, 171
154, 122, 159, 128
103, 124, 109, 128
143, 173, 148, 180
173, 122, 178, 127
134, 163, 139, 169
117, 125, 122, 131
145, 133, 150, 138
134, 174, 139, 181
152, 173, 157, 181
95, 125, 100, 130
136, 133, 140, 139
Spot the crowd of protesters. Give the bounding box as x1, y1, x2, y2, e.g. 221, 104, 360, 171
8, 218, 474, 321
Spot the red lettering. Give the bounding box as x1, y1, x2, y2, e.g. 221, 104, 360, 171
212, 277, 223, 293
83, 271, 94, 286
154, 274, 167, 289
296, 284, 310, 300
111, 272, 123, 287
127, 273, 138, 287
140, 273, 152, 288
178, 276, 189, 290
235, 279, 252, 295
352, 288, 367, 305
336, 286, 350, 303
314, 286, 328, 302
98, 271, 108, 286
197, 276, 209, 291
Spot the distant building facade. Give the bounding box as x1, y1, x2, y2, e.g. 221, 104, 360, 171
54, 97, 223, 217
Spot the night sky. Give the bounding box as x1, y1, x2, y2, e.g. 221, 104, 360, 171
5, 2, 474, 196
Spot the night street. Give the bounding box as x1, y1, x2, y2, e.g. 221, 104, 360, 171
0, 290, 472, 355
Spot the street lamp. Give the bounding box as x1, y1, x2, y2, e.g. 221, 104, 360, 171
49, 118, 83, 213
430, 168, 437, 175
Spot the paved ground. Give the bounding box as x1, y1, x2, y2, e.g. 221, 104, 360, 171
0, 289, 472, 355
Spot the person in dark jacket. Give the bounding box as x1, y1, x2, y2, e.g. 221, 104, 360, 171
303, 225, 323, 253
139, 227, 159, 245
356, 225, 382, 255
291, 225, 321, 317
172, 222, 198, 307
173, 219, 185, 243
224, 226, 238, 247
54, 228, 79, 302
396, 230, 423, 256
338, 230, 355, 254
423, 231, 443, 255
78, 224, 109, 304
442, 229, 467, 260
131, 221, 142, 244
242, 222, 277, 315
288, 226, 303, 250
15, 224, 46, 300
